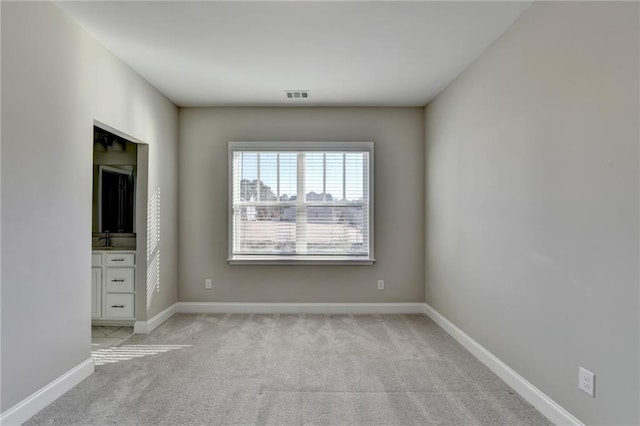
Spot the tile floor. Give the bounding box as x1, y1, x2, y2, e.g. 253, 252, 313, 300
91, 326, 133, 350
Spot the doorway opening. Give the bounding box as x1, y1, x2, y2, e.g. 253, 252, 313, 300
91, 122, 149, 352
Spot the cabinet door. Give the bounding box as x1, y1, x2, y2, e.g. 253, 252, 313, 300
91, 253, 102, 267
91, 267, 102, 318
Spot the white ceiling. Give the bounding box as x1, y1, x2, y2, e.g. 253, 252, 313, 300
55, 1, 531, 107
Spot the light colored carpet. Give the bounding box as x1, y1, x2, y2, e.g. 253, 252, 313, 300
26, 314, 552, 425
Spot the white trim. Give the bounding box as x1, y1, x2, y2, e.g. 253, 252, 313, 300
228, 140, 374, 152
176, 302, 425, 315
134, 302, 423, 331
227, 256, 375, 265
133, 320, 147, 335
0, 358, 94, 426
423, 303, 584, 426
134, 303, 178, 335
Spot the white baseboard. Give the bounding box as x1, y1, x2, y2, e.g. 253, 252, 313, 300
423, 303, 583, 426
134, 303, 178, 334
0, 358, 94, 426
133, 302, 424, 334
176, 302, 425, 315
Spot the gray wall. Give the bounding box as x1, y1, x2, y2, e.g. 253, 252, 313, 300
179, 107, 424, 303
1, 1, 179, 411
424, 2, 639, 425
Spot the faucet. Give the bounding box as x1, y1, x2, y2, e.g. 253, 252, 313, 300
99, 231, 111, 248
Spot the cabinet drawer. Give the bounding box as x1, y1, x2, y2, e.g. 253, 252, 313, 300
91, 253, 102, 267
105, 267, 134, 293
105, 294, 134, 318
105, 253, 135, 266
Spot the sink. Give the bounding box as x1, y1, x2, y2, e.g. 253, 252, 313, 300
92, 233, 136, 251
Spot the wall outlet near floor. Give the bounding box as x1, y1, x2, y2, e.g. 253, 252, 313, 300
377, 280, 384, 290
579, 367, 595, 397
205, 279, 212, 289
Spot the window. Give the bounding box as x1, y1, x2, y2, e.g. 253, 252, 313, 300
228, 141, 374, 265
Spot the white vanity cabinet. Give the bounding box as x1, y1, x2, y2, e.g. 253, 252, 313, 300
91, 267, 102, 318
91, 253, 103, 319
92, 251, 136, 322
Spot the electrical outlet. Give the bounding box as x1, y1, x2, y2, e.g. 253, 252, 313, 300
205, 279, 212, 289
377, 280, 384, 290
579, 367, 595, 397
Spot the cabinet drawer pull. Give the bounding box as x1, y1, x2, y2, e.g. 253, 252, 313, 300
112, 258, 125, 262
111, 279, 125, 282
111, 305, 125, 308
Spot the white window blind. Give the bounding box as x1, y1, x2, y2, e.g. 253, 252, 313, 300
228, 141, 374, 265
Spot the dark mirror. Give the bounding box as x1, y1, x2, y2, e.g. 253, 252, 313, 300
93, 126, 137, 235
99, 166, 134, 233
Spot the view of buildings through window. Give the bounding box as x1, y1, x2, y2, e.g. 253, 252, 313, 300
230, 145, 372, 259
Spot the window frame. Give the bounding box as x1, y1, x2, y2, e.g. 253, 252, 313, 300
227, 141, 375, 265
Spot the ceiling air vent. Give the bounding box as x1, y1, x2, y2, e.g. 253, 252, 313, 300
285, 90, 310, 100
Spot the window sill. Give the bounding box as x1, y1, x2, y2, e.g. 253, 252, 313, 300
227, 256, 375, 266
